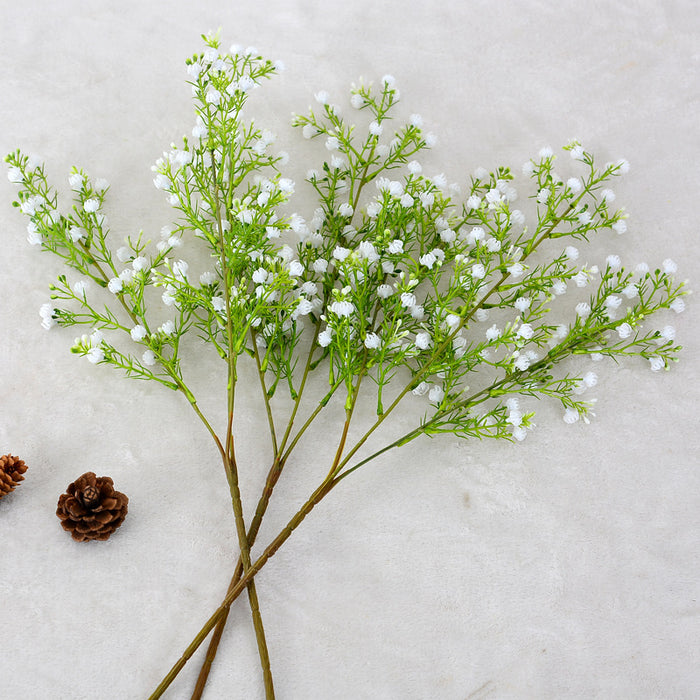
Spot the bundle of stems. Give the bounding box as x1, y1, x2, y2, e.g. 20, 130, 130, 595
6, 33, 687, 698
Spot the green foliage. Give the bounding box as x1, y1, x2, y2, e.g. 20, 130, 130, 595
5, 35, 688, 456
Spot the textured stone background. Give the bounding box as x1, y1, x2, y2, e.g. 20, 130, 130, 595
1, 1, 698, 698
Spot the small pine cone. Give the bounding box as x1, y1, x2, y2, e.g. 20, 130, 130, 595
56, 472, 129, 542
0, 454, 28, 499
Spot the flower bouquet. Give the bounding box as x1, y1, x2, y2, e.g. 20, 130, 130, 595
6, 31, 687, 698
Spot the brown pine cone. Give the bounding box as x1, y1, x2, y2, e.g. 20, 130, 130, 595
56, 472, 129, 542
0, 454, 28, 499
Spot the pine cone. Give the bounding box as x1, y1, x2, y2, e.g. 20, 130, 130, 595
0, 454, 28, 499
56, 472, 129, 542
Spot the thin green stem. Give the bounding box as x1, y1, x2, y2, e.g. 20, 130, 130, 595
333, 378, 501, 484
326, 367, 366, 479
280, 379, 342, 463
252, 329, 278, 456
277, 322, 322, 454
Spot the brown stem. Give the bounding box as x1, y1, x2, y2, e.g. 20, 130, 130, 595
190, 319, 334, 697
192, 371, 363, 697
150, 474, 338, 700
190, 453, 285, 699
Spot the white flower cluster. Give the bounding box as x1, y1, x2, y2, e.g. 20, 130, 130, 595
505, 398, 528, 441
39, 302, 55, 330
71, 329, 105, 364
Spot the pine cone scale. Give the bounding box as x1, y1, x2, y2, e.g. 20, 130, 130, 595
94, 511, 115, 524
64, 500, 88, 518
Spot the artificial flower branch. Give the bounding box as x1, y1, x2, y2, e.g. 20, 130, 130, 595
150, 255, 684, 698
186, 213, 682, 698
7, 32, 687, 699
6, 116, 279, 695
192, 79, 396, 694
166, 142, 684, 696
